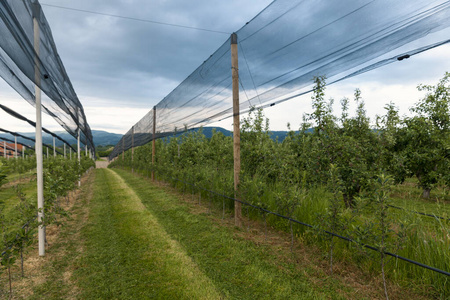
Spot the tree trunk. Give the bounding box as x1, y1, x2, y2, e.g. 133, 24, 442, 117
422, 188, 431, 199
343, 194, 355, 208
8, 266, 12, 299
21, 247, 24, 277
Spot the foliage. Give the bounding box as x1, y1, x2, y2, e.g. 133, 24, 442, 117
109, 74, 450, 297
352, 175, 409, 299
317, 164, 348, 274
0, 162, 7, 188
401, 73, 450, 197
0, 154, 94, 298
96, 149, 113, 158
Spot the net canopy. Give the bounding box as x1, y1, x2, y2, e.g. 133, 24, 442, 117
110, 0, 450, 159
0, 103, 76, 151
0, 0, 94, 151
0, 127, 36, 145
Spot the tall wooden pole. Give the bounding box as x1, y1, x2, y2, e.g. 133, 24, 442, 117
231, 33, 242, 227
33, 9, 45, 256
131, 126, 134, 173
122, 137, 124, 161
152, 106, 156, 181
53, 137, 56, 157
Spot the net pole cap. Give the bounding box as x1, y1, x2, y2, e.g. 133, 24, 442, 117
231, 33, 238, 45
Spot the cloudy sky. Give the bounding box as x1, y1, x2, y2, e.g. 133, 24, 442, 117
1, 0, 450, 135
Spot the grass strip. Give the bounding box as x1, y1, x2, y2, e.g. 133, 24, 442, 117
74, 168, 222, 299
114, 168, 345, 300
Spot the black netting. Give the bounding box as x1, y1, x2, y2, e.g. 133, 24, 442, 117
0, 137, 33, 151
109, 0, 450, 159
0, 0, 94, 150
0, 104, 76, 151
0, 127, 35, 145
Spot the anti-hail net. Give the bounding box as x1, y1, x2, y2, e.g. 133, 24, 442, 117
0, 104, 76, 151
0, 0, 94, 150
110, 0, 450, 159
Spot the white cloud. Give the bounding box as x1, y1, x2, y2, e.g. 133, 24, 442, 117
83, 105, 149, 134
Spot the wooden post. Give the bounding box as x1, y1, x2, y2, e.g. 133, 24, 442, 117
3, 141, 5, 158
152, 106, 156, 181
33, 8, 45, 256
131, 126, 134, 173
231, 33, 242, 227
122, 136, 124, 161
53, 136, 56, 157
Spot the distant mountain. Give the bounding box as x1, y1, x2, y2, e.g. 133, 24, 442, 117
167, 127, 298, 142
0, 127, 307, 149
90, 130, 122, 146
0, 130, 122, 148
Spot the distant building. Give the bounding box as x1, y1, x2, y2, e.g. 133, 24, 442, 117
0, 142, 23, 158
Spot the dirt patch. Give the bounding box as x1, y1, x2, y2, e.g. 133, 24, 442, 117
95, 158, 110, 169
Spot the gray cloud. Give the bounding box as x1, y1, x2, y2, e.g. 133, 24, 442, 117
39, 0, 273, 108
2, 0, 450, 135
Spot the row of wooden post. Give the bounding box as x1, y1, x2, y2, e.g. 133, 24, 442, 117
122, 33, 243, 227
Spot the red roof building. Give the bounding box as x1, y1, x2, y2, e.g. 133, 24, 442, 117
0, 142, 23, 158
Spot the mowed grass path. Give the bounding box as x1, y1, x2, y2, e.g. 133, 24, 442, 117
109, 169, 347, 299
76, 168, 341, 299
76, 168, 222, 299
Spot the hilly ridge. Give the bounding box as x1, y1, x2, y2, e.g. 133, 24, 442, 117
0, 127, 298, 148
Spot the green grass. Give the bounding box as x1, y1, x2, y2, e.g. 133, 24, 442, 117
113, 168, 354, 299
74, 168, 222, 299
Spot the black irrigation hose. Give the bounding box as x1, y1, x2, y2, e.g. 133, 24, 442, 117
138, 167, 450, 277
388, 204, 450, 222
